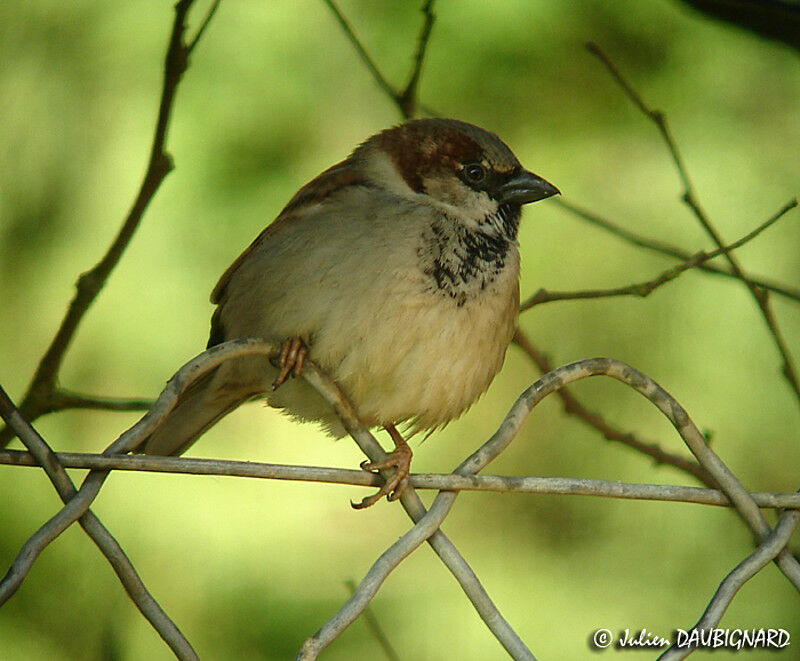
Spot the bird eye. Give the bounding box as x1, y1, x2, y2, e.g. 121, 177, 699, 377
463, 163, 487, 184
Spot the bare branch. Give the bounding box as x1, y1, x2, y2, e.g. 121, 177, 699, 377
344, 579, 401, 661
323, 0, 437, 120
0, 0, 217, 448
397, 0, 436, 117
4, 449, 800, 508
52, 390, 154, 412
587, 41, 800, 408
554, 199, 800, 304
512, 330, 717, 488
187, 0, 221, 53
322, 0, 397, 105
521, 198, 797, 309
658, 509, 800, 661
0, 385, 199, 660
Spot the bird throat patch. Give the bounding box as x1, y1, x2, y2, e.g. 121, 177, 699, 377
419, 207, 518, 306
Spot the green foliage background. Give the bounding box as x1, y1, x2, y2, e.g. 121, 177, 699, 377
1, 1, 799, 659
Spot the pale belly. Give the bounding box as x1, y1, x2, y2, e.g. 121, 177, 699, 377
264, 261, 520, 435
336, 286, 518, 431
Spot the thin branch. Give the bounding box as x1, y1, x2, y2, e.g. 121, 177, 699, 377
323, 0, 437, 120
554, 199, 800, 304
0, 385, 199, 660
587, 41, 800, 408
0, 6, 222, 655
658, 508, 800, 661
397, 0, 435, 118
512, 330, 717, 488
0, 0, 212, 448
521, 198, 797, 309
344, 579, 401, 661
3, 449, 800, 508
322, 0, 397, 103
187, 0, 221, 53
52, 390, 154, 412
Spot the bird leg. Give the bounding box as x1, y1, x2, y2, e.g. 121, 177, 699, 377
353, 423, 412, 509
271, 337, 307, 390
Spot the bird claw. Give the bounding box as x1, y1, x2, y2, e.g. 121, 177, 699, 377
271, 338, 307, 390
352, 442, 412, 509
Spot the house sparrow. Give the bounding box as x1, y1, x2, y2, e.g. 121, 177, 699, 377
142, 118, 558, 508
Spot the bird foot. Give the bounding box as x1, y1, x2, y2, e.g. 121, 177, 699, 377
271, 337, 307, 390
352, 439, 412, 509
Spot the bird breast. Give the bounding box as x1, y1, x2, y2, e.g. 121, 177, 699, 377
219, 189, 521, 434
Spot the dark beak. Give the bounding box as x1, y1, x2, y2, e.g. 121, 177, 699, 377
499, 170, 560, 205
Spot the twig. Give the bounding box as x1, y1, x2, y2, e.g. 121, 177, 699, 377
0, 0, 209, 448
322, 0, 398, 104
397, 0, 435, 117
587, 41, 800, 409
52, 390, 154, 412
187, 0, 221, 53
521, 198, 797, 309
512, 330, 717, 488
554, 199, 800, 303
4, 449, 800, 508
344, 579, 401, 661
658, 508, 800, 661
0, 385, 199, 661
322, 0, 436, 120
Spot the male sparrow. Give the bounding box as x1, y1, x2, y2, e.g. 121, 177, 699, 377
142, 118, 558, 508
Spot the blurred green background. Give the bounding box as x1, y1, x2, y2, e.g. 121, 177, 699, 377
1, 0, 799, 659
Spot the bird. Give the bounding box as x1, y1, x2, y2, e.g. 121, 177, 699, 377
140, 118, 558, 508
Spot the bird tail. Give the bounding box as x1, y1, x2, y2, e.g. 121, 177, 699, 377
139, 370, 253, 456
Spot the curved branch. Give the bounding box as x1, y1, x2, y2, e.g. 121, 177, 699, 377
0, 0, 209, 448
658, 508, 800, 661
512, 330, 716, 488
